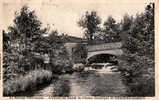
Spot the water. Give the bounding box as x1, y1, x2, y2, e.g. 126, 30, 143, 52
31, 66, 128, 97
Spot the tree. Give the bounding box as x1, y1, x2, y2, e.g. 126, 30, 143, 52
3, 30, 10, 51
121, 14, 134, 32
119, 3, 155, 96
15, 6, 49, 70
102, 16, 121, 42
72, 44, 87, 64
78, 11, 101, 40
3, 5, 48, 81
38, 30, 73, 73
14, 6, 48, 53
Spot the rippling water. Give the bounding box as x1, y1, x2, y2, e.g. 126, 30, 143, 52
31, 67, 128, 97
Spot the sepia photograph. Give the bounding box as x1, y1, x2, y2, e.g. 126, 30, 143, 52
0, 0, 157, 99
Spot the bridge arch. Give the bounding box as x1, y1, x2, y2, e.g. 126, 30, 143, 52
87, 49, 123, 60
87, 53, 118, 64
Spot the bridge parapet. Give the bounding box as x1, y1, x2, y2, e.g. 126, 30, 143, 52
87, 42, 122, 52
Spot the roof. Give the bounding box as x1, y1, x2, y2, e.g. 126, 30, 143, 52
61, 35, 87, 43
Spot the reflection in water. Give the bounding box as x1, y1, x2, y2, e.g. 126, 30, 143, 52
53, 77, 70, 96
53, 67, 127, 97
28, 67, 128, 97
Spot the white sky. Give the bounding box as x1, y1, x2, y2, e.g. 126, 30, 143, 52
1, 0, 153, 37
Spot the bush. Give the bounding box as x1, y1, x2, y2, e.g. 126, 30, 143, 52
119, 55, 155, 96
119, 3, 154, 96
51, 56, 73, 74
3, 69, 52, 96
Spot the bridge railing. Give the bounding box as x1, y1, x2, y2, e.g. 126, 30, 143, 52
87, 42, 122, 52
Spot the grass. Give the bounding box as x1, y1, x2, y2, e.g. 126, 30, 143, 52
3, 69, 52, 96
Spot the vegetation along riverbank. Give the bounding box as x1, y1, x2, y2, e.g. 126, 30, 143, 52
3, 2, 154, 97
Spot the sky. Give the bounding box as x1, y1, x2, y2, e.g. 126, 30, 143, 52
1, 0, 153, 37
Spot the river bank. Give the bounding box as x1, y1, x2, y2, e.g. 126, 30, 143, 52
15, 67, 128, 97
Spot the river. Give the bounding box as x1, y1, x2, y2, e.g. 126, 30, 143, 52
29, 66, 128, 97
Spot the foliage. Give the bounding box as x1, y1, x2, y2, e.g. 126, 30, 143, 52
3, 5, 47, 82
121, 14, 134, 32
3, 5, 71, 84
119, 3, 155, 96
72, 43, 87, 64
78, 11, 101, 40
95, 16, 121, 43
50, 46, 73, 74
3, 30, 10, 51
3, 69, 52, 96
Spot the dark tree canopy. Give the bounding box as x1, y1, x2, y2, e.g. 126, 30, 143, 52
104, 16, 116, 29
121, 14, 134, 32
93, 16, 121, 43
3, 5, 73, 82
78, 11, 101, 40
103, 16, 121, 42
72, 44, 87, 64
119, 3, 155, 96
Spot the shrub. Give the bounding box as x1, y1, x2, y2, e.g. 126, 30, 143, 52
119, 54, 155, 96
3, 69, 52, 96
119, 3, 154, 96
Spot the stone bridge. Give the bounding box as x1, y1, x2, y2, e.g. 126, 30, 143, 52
86, 42, 123, 60
63, 36, 124, 64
